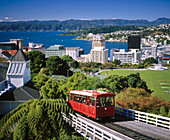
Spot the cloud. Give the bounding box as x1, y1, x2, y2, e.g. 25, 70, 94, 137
12, 20, 19, 22
4, 17, 13, 20
0, 20, 3, 22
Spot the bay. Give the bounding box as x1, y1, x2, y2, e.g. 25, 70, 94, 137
0, 31, 127, 57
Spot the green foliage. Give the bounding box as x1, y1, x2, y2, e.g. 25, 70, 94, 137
26, 51, 46, 73
102, 62, 115, 69
115, 87, 169, 113
0, 99, 75, 140
63, 26, 142, 35
41, 78, 64, 99
101, 75, 128, 93
112, 59, 121, 66
143, 57, 157, 64
159, 106, 168, 117
60, 72, 87, 95
100, 73, 151, 93
46, 56, 70, 76
61, 55, 79, 69
33, 73, 50, 90
79, 77, 102, 90
168, 110, 170, 117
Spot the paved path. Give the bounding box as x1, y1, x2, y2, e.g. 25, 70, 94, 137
94, 68, 148, 75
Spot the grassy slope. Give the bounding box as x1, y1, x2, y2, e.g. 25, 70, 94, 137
100, 69, 170, 102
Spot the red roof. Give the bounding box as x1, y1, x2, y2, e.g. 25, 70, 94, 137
2, 49, 27, 56
163, 57, 170, 60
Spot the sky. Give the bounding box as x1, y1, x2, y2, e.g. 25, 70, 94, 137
0, 0, 170, 21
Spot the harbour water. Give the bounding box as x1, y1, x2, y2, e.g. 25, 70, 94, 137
0, 31, 127, 57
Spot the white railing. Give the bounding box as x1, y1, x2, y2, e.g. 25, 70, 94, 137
115, 106, 170, 130
63, 113, 132, 140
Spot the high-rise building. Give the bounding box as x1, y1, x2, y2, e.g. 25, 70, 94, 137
92, 35, 105, 49
90, 47, 108, 64
151, 45, 157, 60
128, 35, 141, 51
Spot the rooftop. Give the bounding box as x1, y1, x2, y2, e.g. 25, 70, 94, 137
69, 90, 114, 97
12, 49, 29, 61
0, 81, 41, 101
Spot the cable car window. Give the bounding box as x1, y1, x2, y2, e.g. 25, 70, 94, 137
79, 95, 82, 103
69, 93, 74, 100
76, 95, 81, 103
97, 97, 109, 107
74, 94, 77, 101
106, 96, 114, 106
82, 95, 88, 105
90, 97, 96, 107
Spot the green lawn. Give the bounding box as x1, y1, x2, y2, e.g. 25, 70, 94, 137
100, 69, 170, 102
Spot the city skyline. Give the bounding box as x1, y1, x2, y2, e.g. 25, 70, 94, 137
0, 0, 170, 22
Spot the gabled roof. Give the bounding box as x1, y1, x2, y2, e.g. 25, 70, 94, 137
12, 49, 29, 61
2, 50, 12, 58
0, 66, 8, 82
0, 81, 41, 101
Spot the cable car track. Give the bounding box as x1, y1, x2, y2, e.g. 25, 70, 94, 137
78, 113, 157, 140
101, 122, 156, 140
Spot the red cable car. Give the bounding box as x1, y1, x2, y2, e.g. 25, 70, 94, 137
68, 90, 115, 120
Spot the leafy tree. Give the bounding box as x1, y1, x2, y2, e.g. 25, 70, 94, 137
39, 67, 50, 75
143, 57, 157, 64
61, 55, 79, 69
102, 62, 115, 69
41, 78, 64, 99
0, 99, 76, 140
46, 56, 69, 76
115, 87, 168, 112
79, 76, 102, 90
112, 59, 121, 66
101, 75, 128, 93
26, 51, 46, 73
33, 73, 50, 90
127, 73, 151, 93
59, 72, 86, 95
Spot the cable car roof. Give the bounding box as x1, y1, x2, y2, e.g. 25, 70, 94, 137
69, 90, 115, 96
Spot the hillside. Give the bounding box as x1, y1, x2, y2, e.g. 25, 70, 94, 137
0, 18, 170, 31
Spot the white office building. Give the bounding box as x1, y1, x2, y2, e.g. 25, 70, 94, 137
113, 49, 141, 64
45, 45, 65, 58
66, 47, 81, 59
90, 47, 108, 64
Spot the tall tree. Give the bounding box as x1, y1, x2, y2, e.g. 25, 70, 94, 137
0, 99, 76, 140
61, 55, 79, 69
33, 73, 50, 90
41, 78, 64, 99
46, 56, 69, 76
59, 72, 87, 95
26, 51, 46, 73
112, 59, 121, 66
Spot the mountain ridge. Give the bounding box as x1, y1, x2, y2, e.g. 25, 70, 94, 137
0, 17, 170, 31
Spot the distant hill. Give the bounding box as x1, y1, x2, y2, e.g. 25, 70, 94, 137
0, 18, 170, 31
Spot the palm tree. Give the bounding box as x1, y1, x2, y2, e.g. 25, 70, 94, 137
0, 99, 75, 140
